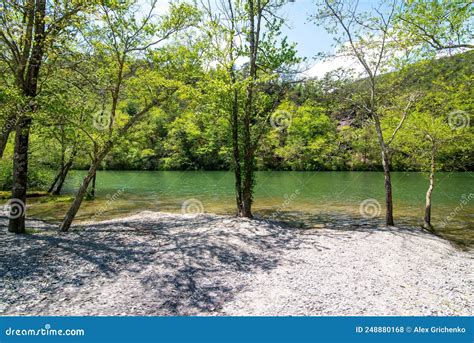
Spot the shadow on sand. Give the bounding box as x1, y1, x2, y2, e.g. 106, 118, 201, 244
0, 211, 461, 315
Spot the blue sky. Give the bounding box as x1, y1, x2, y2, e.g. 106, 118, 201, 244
280, 0, 334, 59
281, 1, 383, 58
280, 0, 391, 77
156, 0, 336, 59
155, 0, 384, 78
280, 0, 356, 77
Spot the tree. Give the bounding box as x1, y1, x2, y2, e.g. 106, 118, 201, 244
199, 0, 246, 214
58, 0, 198, 231
35, 74, 87, 195
396, 111, 470, 229
395, 0, 473, 54
314, 0, 416, 226
200, 0, 299, 217
0, 0, 95, 233
391, 58, 472, 229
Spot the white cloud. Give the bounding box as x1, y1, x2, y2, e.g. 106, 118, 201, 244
136, 0, 170, 16
304, 54, 365, 79
155, 1, 170, 15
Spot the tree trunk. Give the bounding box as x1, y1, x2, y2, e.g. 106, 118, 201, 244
90, 171, 96, 199
424, 145, 436, 229
381, 149, 394, 226
227, 0, 243, 217
241, 140, 254, 218
52, 159, 73, 195
49, 143, 66, 193
241, 99, 254, 218
48, 170, 62, 193
374, 115, 394, 226
231, 88, 243, 216
8, 0, 46, 233
59, 162, 100, 232
8, 117, 31, 233
240, 0, 258, 219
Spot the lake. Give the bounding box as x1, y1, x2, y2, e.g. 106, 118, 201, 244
28, 171, 473, 246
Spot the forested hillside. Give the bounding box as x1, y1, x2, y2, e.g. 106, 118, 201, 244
2, 50, 470, 181
86, 50, 474, 172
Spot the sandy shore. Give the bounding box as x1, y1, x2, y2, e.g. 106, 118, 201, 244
0, 211, 472, 316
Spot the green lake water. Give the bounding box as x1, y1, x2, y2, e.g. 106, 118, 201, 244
28, 171, 473, 246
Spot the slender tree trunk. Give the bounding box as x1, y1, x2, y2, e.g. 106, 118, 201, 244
48, 170, 62, 193
424, 145, 436, 229
227, 0, 243, 216
0, 113, 16, 159
59, 162, 100, 232
49, 144, 66, 193
52, 160, 73, 195
241, 121, 254, 218
374, 115, 394, 226
231, 88, 243, 216
8, 117, 31, 233
381, 149, 394, 226
52, 145, 77, 195
240, 0, 258, 218
90, 171, 96, 199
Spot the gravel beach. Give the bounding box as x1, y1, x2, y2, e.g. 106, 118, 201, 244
0, 211, 472, 316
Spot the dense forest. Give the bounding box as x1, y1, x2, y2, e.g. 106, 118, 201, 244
0, 0, 472, 232
1, 45, 472, 178
108, 51, 472, 172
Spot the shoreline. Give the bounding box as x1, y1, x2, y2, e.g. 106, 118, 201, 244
1, 211, 472, 316
3, 206, 472, 249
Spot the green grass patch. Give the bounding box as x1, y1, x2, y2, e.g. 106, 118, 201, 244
37, 195, 74, 203
0, 191, 50, 199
